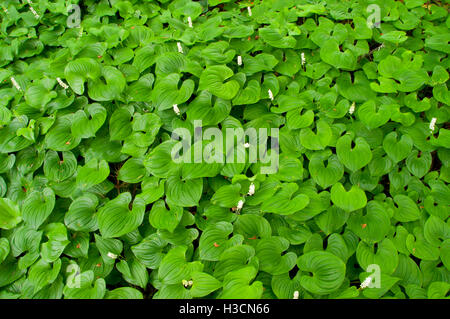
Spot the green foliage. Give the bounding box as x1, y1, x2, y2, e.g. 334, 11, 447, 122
0, 0, 448, 300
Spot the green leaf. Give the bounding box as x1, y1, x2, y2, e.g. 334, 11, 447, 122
297, 251, 346, 295
158, 246, 203, 285
383, 132, 413, 163
97, 193, 145, 238
320, 39, 357, 70
76, 158, 110, 190
64, 58, 101, 95
64, 194, 98, 232
357, 100, 392, 129
152, 73, 194, 111
88, 66, 126, 101
40, 223, 70, 263
149, 200, 183, 233
234, 214, 272, 240
217, 266, 263, 299
131, 234, 167, 269
71, 103, 107, 139
116, 258, 148, 289
210, 184, 242, 208
22, 187, 55, 229
427, 282, 450, 299
198, 65, 240, 100
190, 271, 222, 297
261, 183, 309, 215
44, 150, 77, 182
309, 153, 344, 189
256, 237, 296, 275
259, 27, 296, 48
393, 194, 421, 222
0, 198, 22, 230
330, 183, 367, 212
336, 135, 373, 172
356, 239, 399, 275
118, 157, 146, 184
0, 238, 10, 264
199, 221, 243, 261
165, 176, 203, 208
347, 201, 392, 244
63, 270, 106, 299
380, 31, 408, 44
406, 150, 432, 178
105, 287, 143, 299
300, 120, 332, 150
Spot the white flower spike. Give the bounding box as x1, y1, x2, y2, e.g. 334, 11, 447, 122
429, 117, 437, 132
177, 42, 183, 53
10, 77, 21, 91
28, 5, 39, 19
247, 183, 255, 196
187, 16, 193, 28
349, 102, 355, 115
56, 77, 69, 90
173, 104, 181, 115
293, 291, 299, 299
244, 142, 250, 148
301, 52, 306, 66
360, 276, 372, 289
236, 200, 244, 212
247, 6, 252, 16
268, 89, 274, 101
237, 55, 242, 66
107, 252, 118, 259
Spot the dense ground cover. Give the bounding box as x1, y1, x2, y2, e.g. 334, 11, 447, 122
0, 0, 449, 299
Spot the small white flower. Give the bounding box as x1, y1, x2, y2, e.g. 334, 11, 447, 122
173, 104, 180, 115
182, 279, 193, 287
301, 52, 306, 66
349, 102, 355, 115
268, 89, 274, 101
429, 117, 437, 132
247, 183, 255, 196
10, 77, 21, 91
177, 42, 183, 53
56, 77, 69, 90
244, 142, 250, 148
247, 6, 252, 16
360, 276, 372, 289
29, 6, 39, 19
237, 200, 244, 211
187, 16, 193, 28
293, 291, 299, 299
107, 252, 118, 259
237, 55, 242, 66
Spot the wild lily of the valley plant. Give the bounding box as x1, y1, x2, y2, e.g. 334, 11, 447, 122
0, 0, 449, 299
